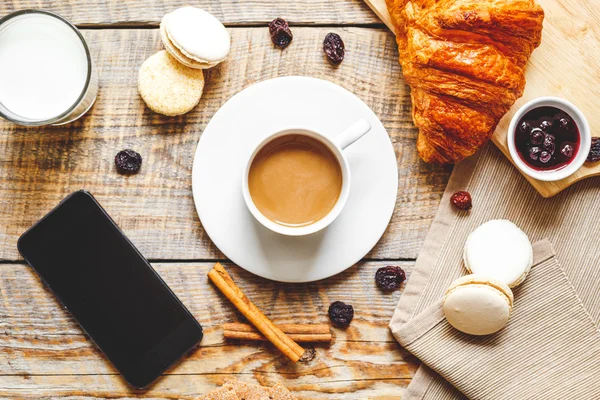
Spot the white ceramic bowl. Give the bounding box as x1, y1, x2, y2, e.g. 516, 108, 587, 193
507, 97, 591, 182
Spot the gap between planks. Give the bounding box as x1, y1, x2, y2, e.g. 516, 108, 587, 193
0, 373, 411, 381
0, 258, 417, 264
145, 257, 417, 263
76, 22, 389, 29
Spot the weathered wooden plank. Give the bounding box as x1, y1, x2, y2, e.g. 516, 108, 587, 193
0, 0, 380, 26
0, 261, 418, 398
0, 375, 411, 399
0, 261, 413, 338
0, 335, 415, 380
0, 28, 449, 261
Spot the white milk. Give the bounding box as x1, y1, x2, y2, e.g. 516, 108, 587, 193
0, 13, 89, 121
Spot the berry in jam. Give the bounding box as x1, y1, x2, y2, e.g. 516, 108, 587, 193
558, 117, 569, 130
528, 146, 541, 161
530, 129, 544, 145
539, 118, 553, 131
561, 144, 574, 158
539, 151, 551, 164
543, 135, 555, 154
515, 106, 580, 171
520, 121, 532, 135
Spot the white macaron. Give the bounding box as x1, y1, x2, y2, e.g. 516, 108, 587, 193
160, 7, 231, 69
463, 219, 533, 288
443, 274, 514, 336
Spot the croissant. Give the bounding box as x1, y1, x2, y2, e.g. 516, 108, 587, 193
386, 0, 544, 163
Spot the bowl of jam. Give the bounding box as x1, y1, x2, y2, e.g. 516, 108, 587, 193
508, 97, 590, 181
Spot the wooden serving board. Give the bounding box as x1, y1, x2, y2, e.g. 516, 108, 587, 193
364, 0, 600, 197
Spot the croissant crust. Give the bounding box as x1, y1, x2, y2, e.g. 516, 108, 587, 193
386, 0, 544, 163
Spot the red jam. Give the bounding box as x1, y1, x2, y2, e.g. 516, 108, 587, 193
515, 106, 580, 171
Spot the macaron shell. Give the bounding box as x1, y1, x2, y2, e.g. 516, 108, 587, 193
163, 7, 230, 66
160, 21, 215, 69
443, 283, 511, 336
464, 219, 533, 288
138, 50, 205, 116
445, 274, 514, 308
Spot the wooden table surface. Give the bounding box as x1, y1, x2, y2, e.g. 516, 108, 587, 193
0, 1, 452, 398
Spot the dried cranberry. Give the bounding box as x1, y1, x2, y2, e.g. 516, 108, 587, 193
323, 33, 345, 65
588, 138, 600, 162
269, 18, 293, 49
328, 301, 353, 326
115, 149, 142, 174
450, 191, 472, 211
375, 266, 406, 290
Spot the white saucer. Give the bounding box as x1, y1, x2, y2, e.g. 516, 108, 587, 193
192, 77, 398, 282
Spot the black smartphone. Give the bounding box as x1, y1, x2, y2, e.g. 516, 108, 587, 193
17, 191, 203, 389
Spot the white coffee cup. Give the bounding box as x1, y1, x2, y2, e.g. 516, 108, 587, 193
242, 119, 371, 236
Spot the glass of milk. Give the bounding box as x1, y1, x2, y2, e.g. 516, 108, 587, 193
0, 10, 98, 126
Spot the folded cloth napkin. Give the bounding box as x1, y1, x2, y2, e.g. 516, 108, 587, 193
390, 144, 600, 399
394, 239, 600, 399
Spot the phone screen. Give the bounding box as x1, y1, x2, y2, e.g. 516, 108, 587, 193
18, 191, 202, 388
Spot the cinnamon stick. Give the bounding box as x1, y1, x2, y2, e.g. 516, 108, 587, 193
208, 263, 305, 362
223, 323, 332, 343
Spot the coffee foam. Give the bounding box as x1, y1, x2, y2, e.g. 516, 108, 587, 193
248, 134, 342, 227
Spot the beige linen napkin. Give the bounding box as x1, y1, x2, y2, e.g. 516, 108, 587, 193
395, 239, 600, 399
390, 143, 600, 399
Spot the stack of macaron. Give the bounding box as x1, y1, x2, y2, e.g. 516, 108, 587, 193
138, 7, 231, 116
443, 220, 533, 336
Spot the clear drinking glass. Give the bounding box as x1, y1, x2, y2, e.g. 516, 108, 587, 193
0, 9, 98, 126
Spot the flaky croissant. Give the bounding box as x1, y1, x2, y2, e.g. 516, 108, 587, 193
386, 0, 544, 164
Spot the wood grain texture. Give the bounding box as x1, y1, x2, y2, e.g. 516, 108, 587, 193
0, 27, 450, 261
362, 0, 396, 35
0, 261, 419, 398
364, 0, 600, 197
0, 0, 381, 26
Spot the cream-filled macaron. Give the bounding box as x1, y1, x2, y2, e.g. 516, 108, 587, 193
160, 7, 230, 69
464, 219, 533, 288
443, 274, 514, 336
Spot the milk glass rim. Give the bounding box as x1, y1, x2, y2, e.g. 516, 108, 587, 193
0, 9, 93, 126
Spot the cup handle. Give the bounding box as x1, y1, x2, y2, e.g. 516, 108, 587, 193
334, 119, 372, 150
